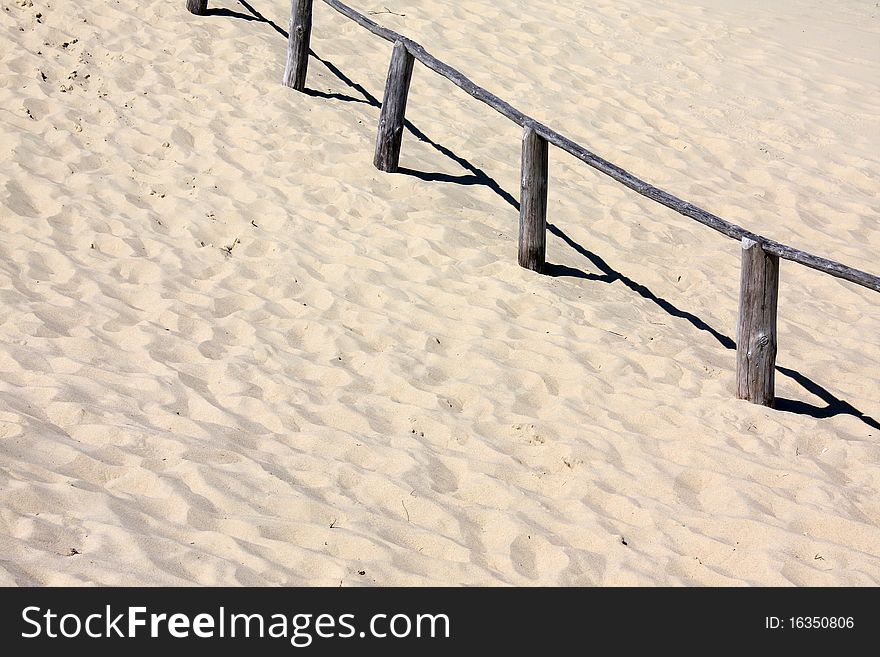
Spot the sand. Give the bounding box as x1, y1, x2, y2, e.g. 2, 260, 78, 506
0, 0, 878, 586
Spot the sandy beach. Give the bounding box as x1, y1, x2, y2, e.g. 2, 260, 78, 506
1, 0, 878, 585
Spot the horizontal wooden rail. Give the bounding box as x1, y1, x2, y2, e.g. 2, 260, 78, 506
320, 0, 879, 293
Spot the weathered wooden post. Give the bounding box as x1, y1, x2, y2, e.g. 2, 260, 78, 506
736, 237, 779, 406
283, 0, 314, 91
374, 41, 415, 173
519, 126, 548, 273
186, 0, 208, 15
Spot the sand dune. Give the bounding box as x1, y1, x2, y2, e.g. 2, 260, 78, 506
0, 0, 878, 585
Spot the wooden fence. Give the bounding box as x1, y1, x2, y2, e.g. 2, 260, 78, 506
187, 0, 880, 408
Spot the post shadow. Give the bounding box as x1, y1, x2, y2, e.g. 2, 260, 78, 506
221, 0, 878, 432
205, 7, 260, 21
548, 223, 735, 349
232, 0, 287, 34
774, 366, 880, 430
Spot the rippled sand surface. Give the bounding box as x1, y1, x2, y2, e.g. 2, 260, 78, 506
0, 0, 878, 585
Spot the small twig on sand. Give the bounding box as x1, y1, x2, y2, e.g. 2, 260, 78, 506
222, 238, 241, 256
401, 500, 410, 522
368, 7, 405, 17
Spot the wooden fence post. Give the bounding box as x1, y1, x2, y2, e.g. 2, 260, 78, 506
374, 41, 415, 173
736, 237, 779, 406
186, 0, 208, 15
283, 0, 314, 91
519, 126, 548, 273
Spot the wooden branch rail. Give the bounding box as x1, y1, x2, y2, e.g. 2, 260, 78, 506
186, 0, 879, 409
